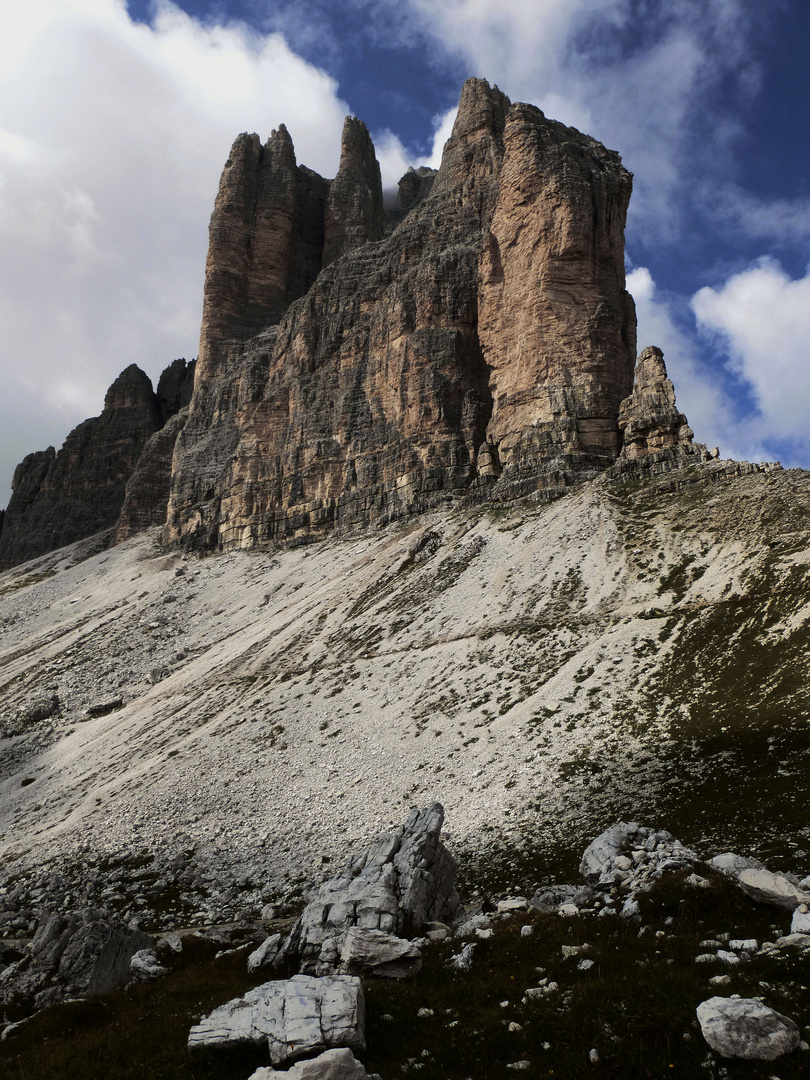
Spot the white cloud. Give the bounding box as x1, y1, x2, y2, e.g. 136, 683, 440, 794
712, 184, 810, 243
374, 105, 457, 193
0, 0, 350, 504
388, 0, 756, 243
627, 266, 739, 457
692, 258, 810, 463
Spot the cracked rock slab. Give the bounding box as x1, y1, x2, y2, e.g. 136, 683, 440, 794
188, 974, 365, 1066
339, 927, 422, 978
737, 869, 810, 911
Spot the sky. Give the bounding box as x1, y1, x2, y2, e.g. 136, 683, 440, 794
1, 0, 809, 508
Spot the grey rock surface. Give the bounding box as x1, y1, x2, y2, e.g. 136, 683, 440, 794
529, 885, 581, 914
188, 974, 365, 1065
737, 869, 810, 910
708, 853, 766, 879
280, 803, 458, 974
248, 1047, 381, 1079
579, 822, 696, 887
0, 908, 152, 1009
129, 948, 166, 980
697, 996, 801, 1060
338, 927, 422, 979
248, 933, 283, 973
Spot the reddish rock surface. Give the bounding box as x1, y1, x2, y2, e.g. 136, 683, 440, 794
166, 78, 637, 550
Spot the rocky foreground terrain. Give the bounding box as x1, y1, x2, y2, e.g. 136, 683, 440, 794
2, 458, 809, 936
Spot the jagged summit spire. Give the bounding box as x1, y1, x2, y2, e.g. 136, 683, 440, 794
322, 116, 384, 268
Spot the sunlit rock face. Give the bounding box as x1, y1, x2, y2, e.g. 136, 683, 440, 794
165, 77, 636, 551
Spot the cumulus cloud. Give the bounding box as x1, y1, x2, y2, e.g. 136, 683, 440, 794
0, 0, 350, 503
374, 105, 457, 196
627, 266, 742, 458
711, 184, 810, 244
692, 258, 810, 464
385, 0, 757, 244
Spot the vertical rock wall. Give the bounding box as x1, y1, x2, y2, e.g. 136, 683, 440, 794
478, 102, 636, 495
166, 78, 636, 550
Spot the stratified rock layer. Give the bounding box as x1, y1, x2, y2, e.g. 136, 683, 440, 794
604, 346, 721, 485
166, 78, 636, 551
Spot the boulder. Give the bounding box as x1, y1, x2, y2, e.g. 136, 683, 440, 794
129, 949, 166, 981
579, 823, 696, 887
529, 885, 580, 914
280, 804, 458, 974
708, 853, 766, 879
737, 868, 810, 910
339, 928, 422, 979
697, 996, 801, 1060
248, 1048, 381, 1079
248, 933, 283, 973
188, 974, 365, 1066
791, 905, 810, 934
1, 909, 153, 1009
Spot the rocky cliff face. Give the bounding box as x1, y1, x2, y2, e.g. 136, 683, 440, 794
605, 346, 720, 483
166, 78, 636, 550
618, 346, 694, 459
0, 361, 194, 569
113, 408, 190, 544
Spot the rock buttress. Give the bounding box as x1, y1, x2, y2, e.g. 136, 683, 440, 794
112, 359, 196, 543
618, 346, 694, 458
165, 78, 636, 550
113, 408, 190, 544
604, 345, 717, 483
0, 366, 162, 569
477, 101, 636, 497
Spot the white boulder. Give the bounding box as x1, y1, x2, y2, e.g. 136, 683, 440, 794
188, 974, 365, 1065
737, 869, 810, 910
697, 996, 800, 1060
248, 1048, 380, 1079
791, 905, 810, 934
248, 934, 282, 973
